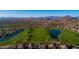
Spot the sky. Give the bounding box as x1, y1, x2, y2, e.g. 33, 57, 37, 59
0, 10, 79, 17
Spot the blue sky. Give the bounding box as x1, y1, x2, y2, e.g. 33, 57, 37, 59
0, 10, 79, 17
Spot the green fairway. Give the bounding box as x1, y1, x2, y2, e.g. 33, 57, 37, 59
29, 27, 52, 44
59, 29, 79, 45
0, 27, 79, 46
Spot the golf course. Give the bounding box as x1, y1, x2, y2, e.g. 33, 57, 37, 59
0, 27, 79, 46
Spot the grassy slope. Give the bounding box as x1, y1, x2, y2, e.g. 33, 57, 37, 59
59, 29, 79, 45
0, 29, 29, 46
29, 27, 52, 44
0, 27, 79, 46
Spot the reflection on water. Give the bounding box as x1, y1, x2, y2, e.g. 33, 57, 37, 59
0, 29, 24, 42
49, 29, 61, 39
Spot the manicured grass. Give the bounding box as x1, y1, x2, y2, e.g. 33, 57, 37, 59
49, 28, 79, 45
0, 27, 79, 46
29, 27, 52, 44
0, 29, 30, 46
59, 29, 79, 45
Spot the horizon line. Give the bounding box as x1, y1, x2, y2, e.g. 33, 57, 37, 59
0, 15, 79, 18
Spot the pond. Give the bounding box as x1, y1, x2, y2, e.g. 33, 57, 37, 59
0, 29, 24, 42
49, 29, 61, 39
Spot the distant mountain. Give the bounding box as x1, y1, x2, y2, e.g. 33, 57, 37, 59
0, 16, 79, 22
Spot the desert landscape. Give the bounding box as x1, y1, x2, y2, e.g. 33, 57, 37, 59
0, 10, 79, 49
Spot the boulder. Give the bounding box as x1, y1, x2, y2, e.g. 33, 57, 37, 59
58, 45, 67, 49
37, 43, 46, 49
28, 44, 33, 49
31, 43, 38, 49
15, 43, 24, 49
17, 44, 24, 49
47, 43, 54, 49
22, 43, 28, 49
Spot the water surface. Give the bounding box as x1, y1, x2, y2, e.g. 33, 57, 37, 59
0, 29, 24, 42
49, 29, 61, 39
